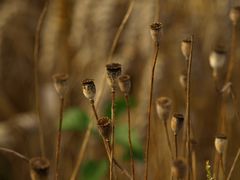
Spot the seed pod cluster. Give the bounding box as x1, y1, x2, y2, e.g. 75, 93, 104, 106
106, 63, 122, 89
98, 117, 112, 142
118, 74, 131, 95
52, 73, 69, 98
171, 113, 184, 135
156, 97, 172, 121
150, 22, 163, 44
171, 158, 187, 179
215, 134, 227, 154
82, 79, 96, 101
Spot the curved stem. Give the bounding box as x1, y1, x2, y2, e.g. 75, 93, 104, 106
0, 147, 29, 163
144, 42, 159, 180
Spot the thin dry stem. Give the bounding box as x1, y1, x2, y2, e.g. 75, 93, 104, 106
54, 97, 65, 180
220, 154, 226, 179
144, 42, 159, 180
33, 0, 49, 158
125, 95, 135, 180
163, 121, 174, 161
227, 148, 240, 180
0, 147, 29, 163
175, 134, 178, 159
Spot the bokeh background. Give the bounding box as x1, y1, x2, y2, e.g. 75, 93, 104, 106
0, 0, 240, 179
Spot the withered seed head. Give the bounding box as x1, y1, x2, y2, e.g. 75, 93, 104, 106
150, 22, 163, 44
106, 63, 122, 88
82, 79, 96, 101
52, 73, 69, 98
209, 48, 226, 78
171, 158, 187, 179
179, 73, 187, 90
30, 157, 50, 177
98, 117, 112, 141
118, 74, 131, 95
229, 6, 240, 26
156, 97, 172, 121
215, 134, 227, 154
171, 113, 184, 135
181, 39, 192, 60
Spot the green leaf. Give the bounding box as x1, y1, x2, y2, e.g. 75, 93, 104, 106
62, 107, 89, 132
79, 160, 108, 180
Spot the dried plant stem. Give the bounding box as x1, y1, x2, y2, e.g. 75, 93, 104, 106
186, 35, 193, 180
0, 147, 29, 163
230, 90, 240, 122
110, 88, 116, 180
54, 97, 65, 180
108, 0, 135, 62
124, 95, 135, 180
227, 148, 240, 180
33, 0, 49, 158
144, 42, 159, 180
220, 154, 226, 179
174, 134, 178, 159
163, 121, 174, 160
216, 154, 220, 180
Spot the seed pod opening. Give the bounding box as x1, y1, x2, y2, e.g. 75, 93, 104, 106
150, 22, 163, 44
171, 158, 187, 179
181, 39, 192, 60
118, 74, 131, 95
30, 157, 50, 180
171, 113, 184, 135
229, 6, 240, 25
156, 97, 172, 121
106, 63, 122, 88
98, 117, 112, 141
52, 73, 69, 98
82, 79, 96, 101
215, 134, 227, 154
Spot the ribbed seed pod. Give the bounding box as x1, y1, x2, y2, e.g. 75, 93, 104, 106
106, 63, 122, 88
181, 39, 192, 60
209, 49, 226, 77
98, 117, 112, 141
52, 73, 69, 98
171, 158, 187, 179
149, 22, 163, 44
171, 113, 184, 135
118, 74, 131, 95
229, 6, 240, 26
30, 157, 50, 180
215, 134, 227, 154
82, 79, 96, 101
156, 97, 172, 121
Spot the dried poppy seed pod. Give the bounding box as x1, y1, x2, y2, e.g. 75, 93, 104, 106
181, 39, 192, 60
82, 79, 96, 101
215, 134, 227, 154
150, 22, 163, 44
106, 63, 122, 89
209, 49, 226, 77
98, 117, 112, 141
171, 158, 187, 179
179, 73, 187, 90
171, 113, 184, 135
30, 157, 50, 180
229, 6, 240, 26
156, 97, 172, 121
52, 73, 69, 98
118, 74, 131, 95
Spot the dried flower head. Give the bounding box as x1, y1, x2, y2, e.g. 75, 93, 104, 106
156, 97, 172, 121
209, 48, 226, 77
179, 73, 187, 90
171, 158, 187, 179
229, 6, 240, 25
181, 39, 192, 60
171, 113, 184, 135
150, 22, 163, 44
215, 134, 227, 154
82, 79, 96, 101
52, 73, 69, 98
98, 117, 112, 141
106, 63, 122, 88
118, 74, 131, 95
30, 157, 50, 178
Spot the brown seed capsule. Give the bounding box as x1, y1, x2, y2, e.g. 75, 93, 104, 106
150, 22, 163, 44
181, 39, 192, 60
30, 157, 50, 180
179, 73, 187, 90
209, 48, 226, 78
229, 6, 240, 26
118, 74, 131, 95
171, 158, 187, 179
98, 117, 112, 141
82, 79, 96, 101
171, 113, 184, 135
106, 63, 122, 88
215, 134, 227, 154
52, 73, 69, 98
156, 97, 172, 121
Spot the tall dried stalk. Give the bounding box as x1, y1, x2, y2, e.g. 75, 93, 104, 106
144, 42, 160, 180
227, 148, 240, 180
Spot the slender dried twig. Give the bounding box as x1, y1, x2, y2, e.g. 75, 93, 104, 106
0, 147, 29, 163
174, 134, 178, 159
220, 154, 226, 179
163, 121, 174, 160
227, 148, 240, 180
144, 42, 159, 180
